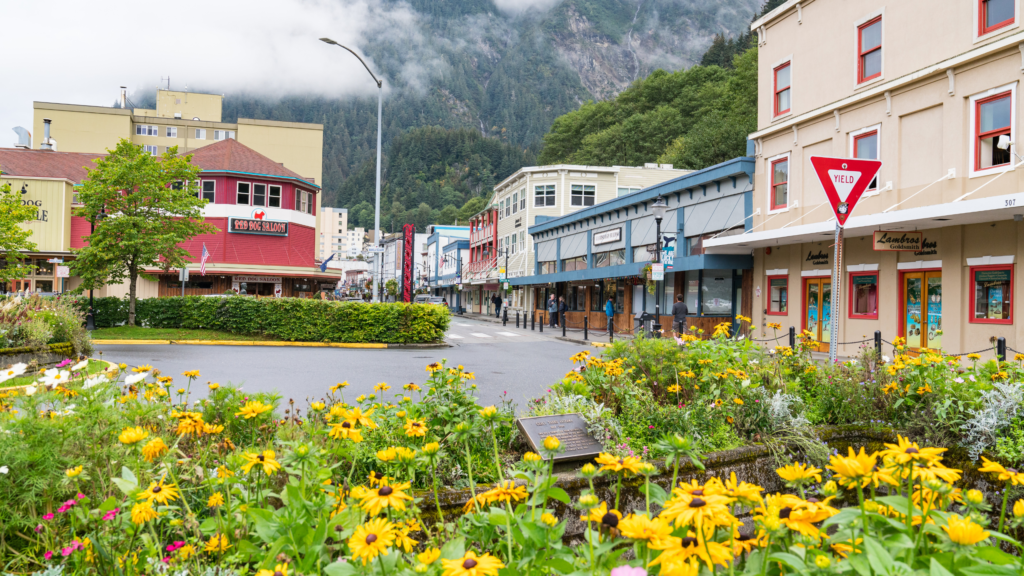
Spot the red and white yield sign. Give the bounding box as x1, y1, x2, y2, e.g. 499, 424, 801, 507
809, 157, 882, 227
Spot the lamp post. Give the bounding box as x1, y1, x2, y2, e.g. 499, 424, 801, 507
651, 196, 668, 338
320, 37, 383, 303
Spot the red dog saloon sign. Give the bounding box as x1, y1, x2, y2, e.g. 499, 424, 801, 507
228, 217, 289, 236
809, 157, 882, 226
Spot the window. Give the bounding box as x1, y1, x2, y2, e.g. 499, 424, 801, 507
135, 124, 158, 136
633, 245, 656, 263
849, 273, 878, 319
519, 188, 526, 210
512, 192, 518, 214
143, 145, 158, 156
267, 185, 280, 208
295, 189, 312, 214
593, 249, 625, 268
857, 17, 882, 83
214, 130, 235, 141
971, 265, 1013, 323
519, 231, 525, 251
195, 129, 206, 140
980, 0, 1015, 35
701, 270, 733, 315
534, 185, 556, 207
571, 184, 596, 206
617, 186, 641, 197
768, 276, 788, 315
171, 181, 184, 190
505, 197, 511, 217
975, 90, 1013, 172
770, 156, 789, 210
166, 126, 178, 138
237, 182, 251, 205
539, 261, 556, 274
510, 235, 516, 255
853, 128, 879, 190
774, 62, 791, 116
253, 184, 266, 207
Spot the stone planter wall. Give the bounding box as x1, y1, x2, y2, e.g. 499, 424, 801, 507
0, 342, 75, 370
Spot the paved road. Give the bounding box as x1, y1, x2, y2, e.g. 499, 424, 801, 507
94, 317, 599, 413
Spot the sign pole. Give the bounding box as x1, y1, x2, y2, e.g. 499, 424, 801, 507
829, 222, 843, 363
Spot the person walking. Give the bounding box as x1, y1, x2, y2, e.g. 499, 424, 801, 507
492, 293, 502, 318
605, 296, 615, 334
558, 296, 568, 327
672, 294, 689, 339
547, 294, 558, 327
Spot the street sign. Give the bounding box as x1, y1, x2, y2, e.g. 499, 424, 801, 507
498, 266, 507, 281
47, 258, 63, 263
178, 268, 190, 282
366, 247, 385, 254
651, 263, 664, 281
503, 282, 509, 290
809, 156, 882, 227
56, 266, 69, 278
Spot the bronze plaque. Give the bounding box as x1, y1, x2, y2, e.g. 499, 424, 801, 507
516, 413, 604, 462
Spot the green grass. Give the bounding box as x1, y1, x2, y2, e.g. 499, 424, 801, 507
0, 359, 108, 389
91, 326, 275, 342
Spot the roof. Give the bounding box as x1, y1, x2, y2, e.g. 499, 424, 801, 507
185, 139, 319, 188
0, 148, 105, 184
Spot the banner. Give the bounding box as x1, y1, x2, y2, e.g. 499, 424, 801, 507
402, 224, 415, 303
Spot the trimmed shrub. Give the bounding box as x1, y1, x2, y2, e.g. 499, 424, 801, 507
82, 296, 450, 343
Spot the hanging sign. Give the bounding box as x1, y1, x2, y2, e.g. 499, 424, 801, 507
593, 228, 622, 246
809, 157, 882, 226
651, 263, 665, 281
228, 217, 289, 236
873, 231, 923, 251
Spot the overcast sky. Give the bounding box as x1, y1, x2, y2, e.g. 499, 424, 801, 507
0, 0, 438, 148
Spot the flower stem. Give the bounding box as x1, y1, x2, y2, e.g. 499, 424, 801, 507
999, 481, 1011, 534
464, 441, 479, 513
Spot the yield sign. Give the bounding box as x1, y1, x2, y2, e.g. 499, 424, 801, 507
809, 156, 882, 226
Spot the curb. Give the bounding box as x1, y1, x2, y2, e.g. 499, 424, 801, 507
554, 337, 612, 348
93, 340, 450, 349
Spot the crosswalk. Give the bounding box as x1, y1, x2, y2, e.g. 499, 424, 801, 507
446, 322, 549, 343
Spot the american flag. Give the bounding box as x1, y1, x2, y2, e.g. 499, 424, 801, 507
200, 243, 210, 276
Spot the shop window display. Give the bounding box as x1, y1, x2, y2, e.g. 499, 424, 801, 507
972, 266, 1012, 323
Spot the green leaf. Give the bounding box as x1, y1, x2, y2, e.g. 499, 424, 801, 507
120, 466, 137, 485
249, 508, 280, 544
440, 536, 466, 560
767, 552, 806, 571
930, 557, 955, 576
646, 483, 669, 506
864, 538, 894, 575
973, 547, 1017, 566
546, 487, 571, 505
111, 477, 138, 496
323, 560, 359, 576
848, 553, 872, 576
961, 565, 1020, 576
542, 558, 575, 573
489, 511, 509, 527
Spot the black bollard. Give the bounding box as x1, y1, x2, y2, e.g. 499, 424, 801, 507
516, 311, 520, 328
998, 337, 1007, 363
874, 330, 882, 361
531, 312, 535, 331
562, 312, 566, 337
584, 316, 588, 341
503, 308, 507, 326
789, 326, 796, 349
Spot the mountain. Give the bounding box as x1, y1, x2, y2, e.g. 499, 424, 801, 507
209, 0, 765, 225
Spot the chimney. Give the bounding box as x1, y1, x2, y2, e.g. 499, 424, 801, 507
12, 127, 31, 149
41, 119, 53, 150
120, 86, 127, 109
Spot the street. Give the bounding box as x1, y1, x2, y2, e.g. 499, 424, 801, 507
94, 316, 599, 413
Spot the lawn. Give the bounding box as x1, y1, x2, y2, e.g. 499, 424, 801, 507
91, 326, 275, 341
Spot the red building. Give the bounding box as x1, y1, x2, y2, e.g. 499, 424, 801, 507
465, 207, 499, 313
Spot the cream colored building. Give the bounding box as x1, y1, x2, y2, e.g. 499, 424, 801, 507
484, 163, 690, 311
319, 207, 348, 261
705, 0, 1024, 357
30, 89, 324, 239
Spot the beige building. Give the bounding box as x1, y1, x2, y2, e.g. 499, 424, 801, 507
480, 164, 690, 311
318, 208, 365, 260
705, 0, 1024, 356
29, 89, 324, 239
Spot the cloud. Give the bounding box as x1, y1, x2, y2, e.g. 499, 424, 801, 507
492, 0, 563, 14
0, 0, 425, 144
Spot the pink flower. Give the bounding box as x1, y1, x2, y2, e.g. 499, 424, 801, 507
102, 508, 120, 521
610, 567, 647, 576
166, 541, 185, 552
43, 513, 54, 521
76, 493, 86, 500
61, 547, 74, 557
35, 524, 43, 533
44, 551, 53, 560
648, 425, 654, 429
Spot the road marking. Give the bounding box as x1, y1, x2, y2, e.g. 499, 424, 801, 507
470, 333, 492, 338
448, 334, 464, 339
496, 332, 520, 337
457, 324, 473, 327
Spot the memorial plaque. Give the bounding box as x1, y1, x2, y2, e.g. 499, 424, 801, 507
516, 413, 604, 462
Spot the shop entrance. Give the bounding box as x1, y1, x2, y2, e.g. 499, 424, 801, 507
902, 271, 942, 350
803, 277, 831, 353
244, 283, 276, 296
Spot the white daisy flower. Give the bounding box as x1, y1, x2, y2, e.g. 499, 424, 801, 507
0, 363, 27, 382
83, 375, 109, 389
40, 369, 70, 388
0, 465, 8, 474
71, 359, 89, 372
23, 385, 36, 396
125, 372, 148, 385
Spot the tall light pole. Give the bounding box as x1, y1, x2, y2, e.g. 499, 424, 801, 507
320, 37, 383, 303
651, 196, 668, 338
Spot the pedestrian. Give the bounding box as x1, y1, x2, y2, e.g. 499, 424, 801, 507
558, 296, 568, 327
547, 294, 558, 327
605, 296, 615, 334
493, 294, 502, 318
672, 294, 689, 340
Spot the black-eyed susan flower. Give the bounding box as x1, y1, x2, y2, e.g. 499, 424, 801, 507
130, 501, 158, 525
776, 462, 822, 488
618, 513, 672, 543
329, 420, 364, 443
417, 547, 440, 565
403, 419, 427, 438
942, 514, 989, 545
441, 551, 504, 576
203, 534, 230, 553
540, 513, 558, 527
348, 518, 395, 565
241, 450, 281, 475
979, 457, 1024, 485
595, 452, 642, 475
359, 481, 413, 516
649, 531, 733, 574
660, 492, 735, 529
255, 563, 288, 576
141, 438, 168, 463
208, 383, 220, 390
879, 435, 946, 466
137, 479, 179, 505
235, 400, 273, 419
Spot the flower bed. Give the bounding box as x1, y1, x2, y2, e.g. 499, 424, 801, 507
3, 347, 1024, 575
0, 294, 91, 359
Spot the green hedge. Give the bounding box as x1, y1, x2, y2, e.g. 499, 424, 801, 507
78, 297, 450, 343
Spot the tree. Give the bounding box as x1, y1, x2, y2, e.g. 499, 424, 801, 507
0, 183, 42, 284
71, 140, 215, 326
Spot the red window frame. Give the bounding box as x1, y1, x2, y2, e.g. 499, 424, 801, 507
974, 90, 1013, 173
848, 271, 879, 320
969, 264, 1014, 324
979, 0, 1015, 36
857, 17, 882, 84
853, 130, 879, 190
770, 157, 789, 211
774, 62, 791, 116
766, 274, 789, 316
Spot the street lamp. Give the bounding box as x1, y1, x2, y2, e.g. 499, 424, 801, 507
320, 37, 384, 303
651, 196, 668, 338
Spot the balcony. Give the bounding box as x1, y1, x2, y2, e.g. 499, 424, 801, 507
467, 256, 497, 278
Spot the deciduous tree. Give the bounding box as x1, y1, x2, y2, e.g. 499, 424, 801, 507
0, 182, 41, 284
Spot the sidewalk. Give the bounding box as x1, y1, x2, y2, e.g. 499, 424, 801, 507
457, 311, 629, 347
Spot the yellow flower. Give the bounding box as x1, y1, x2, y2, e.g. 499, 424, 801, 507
540, 513, 558, 527
132, 364, 153, 373
130, 502, 158, 525
208, 383, 220, 390
208, 492, 225, 507
330, 381, 349, 393
403, 419, 427, 437
978, 457, 1024, 485
137, 479, 180, 505
141, 438, 169, 462
216, 466, 234, 478
733, 398, 744, 405
967, 353, 981, 360
203, 534, 230, 554
425, 362, 442, 373
374, 382, 391, 393
879, 435, 946, 466
618, 513, 672, 542
255, 564, 289, 576
377, 447, 397, 462
349, 518, 396, 565
360, 481, 414, 516
943, 514, 989, 545
660, 492, 736, 529
417, 547, 441, 565
917, 383, 932, 394
330, 421, 364, 443
65, 465, 83, 478
423, 442, 441, 455
828, 447, 880, 488
543, 436, 560, 451
479, 405, 498, 419
776, 462, 823, 485
477, 481, 529, 507
523, 452, 542, 463
118, 426, 149, 445
441, 551, 504, 576
182, 370, 200, 378
815, 555, 831, 569
1014, 499, 1024, 518
595, 452, 643, 475
235, 400, 273, 419
241, 450, 282, 475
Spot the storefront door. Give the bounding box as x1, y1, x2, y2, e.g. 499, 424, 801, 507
902, 271, 942, 350
803, 277, 831, 352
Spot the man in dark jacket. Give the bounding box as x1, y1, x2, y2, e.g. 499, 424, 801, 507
492, 294, 502, 318
558, 296, 568, 327
547, 294, 557, 327
672, 294, 689, 338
